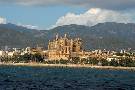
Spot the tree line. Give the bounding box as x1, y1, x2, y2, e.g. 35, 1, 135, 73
0, 53, 135, 67
44, 57, 135, 67
0, 53, 44, 63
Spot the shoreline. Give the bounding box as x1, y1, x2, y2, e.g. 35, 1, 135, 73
0, 63, 135, 70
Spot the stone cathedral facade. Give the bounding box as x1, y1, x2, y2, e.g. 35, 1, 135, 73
48, 34, 85, 60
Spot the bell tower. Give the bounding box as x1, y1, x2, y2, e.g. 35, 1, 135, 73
55, 33, 59, 40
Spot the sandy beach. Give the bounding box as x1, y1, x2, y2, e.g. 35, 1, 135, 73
1, 63, 135, 70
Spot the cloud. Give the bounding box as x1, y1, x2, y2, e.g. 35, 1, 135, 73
23, 25, 39, 29
0, 17, 39, 29
51, 8, 135, 28
0, 17, 6, 24
0, 0, 135, 10
17, 23, 39, 29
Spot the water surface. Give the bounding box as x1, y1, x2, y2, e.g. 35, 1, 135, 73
0, 65, 135, 90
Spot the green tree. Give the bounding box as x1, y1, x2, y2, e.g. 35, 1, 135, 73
87, 57, 99, 65
59, 59, 69, 64
100, 59, 109, 66
71, 57, 80, 64
119, 58, 135, 67
23, 53, 31, 63
109, 59, 119, 67
33, 53, 44, 62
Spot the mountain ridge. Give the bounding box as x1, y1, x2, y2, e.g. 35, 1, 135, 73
0, 22, 135, 50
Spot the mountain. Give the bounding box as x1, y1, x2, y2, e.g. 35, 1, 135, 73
47, 22, 135, 50
0, 23, 46, 49
0, 22, 135, 50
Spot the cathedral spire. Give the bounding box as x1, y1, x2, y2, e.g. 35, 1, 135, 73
64, 34, 67, 38
56, 33, 59, 40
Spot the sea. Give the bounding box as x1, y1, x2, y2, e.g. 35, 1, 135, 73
0, 65, 135, 90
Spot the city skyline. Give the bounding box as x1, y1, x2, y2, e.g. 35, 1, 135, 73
0, 1, 135, 89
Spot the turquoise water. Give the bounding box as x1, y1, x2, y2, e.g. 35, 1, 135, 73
0, 65, 135, 90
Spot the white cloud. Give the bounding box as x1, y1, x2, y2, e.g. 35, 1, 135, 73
17, 23, 39, 29
0, 17, 39, 29
23, 25, 39, 29
52, 8, 135, 28
0, 17, 6, 24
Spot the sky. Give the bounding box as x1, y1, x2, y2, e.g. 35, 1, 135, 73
0, 0, 135, 30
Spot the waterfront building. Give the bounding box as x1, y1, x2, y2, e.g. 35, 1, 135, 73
0, 50, 6, 57
8, 52, 14, 57
48, 34, 84, 60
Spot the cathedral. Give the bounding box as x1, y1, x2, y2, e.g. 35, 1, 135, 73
48, 34, 85, 60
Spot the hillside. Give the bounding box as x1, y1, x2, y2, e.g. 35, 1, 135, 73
0, 23, 45, 48
0, 22, 135, 50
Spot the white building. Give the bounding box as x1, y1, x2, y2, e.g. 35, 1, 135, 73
8, 52, 14, 57
0, 50, 6, 56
